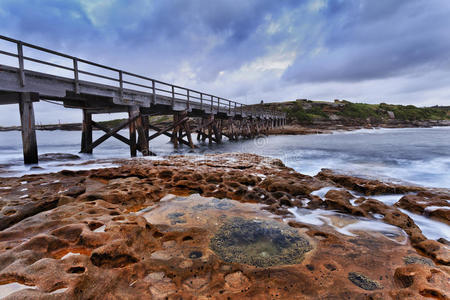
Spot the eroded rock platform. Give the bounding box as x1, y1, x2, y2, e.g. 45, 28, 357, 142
0, 153, 448, 299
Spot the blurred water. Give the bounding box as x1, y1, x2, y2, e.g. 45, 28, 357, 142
0, 127, 449, 188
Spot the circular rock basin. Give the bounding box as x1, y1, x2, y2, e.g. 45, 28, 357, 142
210, 217, 312, 267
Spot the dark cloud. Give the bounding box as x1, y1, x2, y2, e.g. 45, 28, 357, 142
0, 0, 302, 78
0, 0, 449, 126
283, 0, 450, 83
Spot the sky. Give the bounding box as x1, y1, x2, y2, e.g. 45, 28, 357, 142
0, 0, 449, 125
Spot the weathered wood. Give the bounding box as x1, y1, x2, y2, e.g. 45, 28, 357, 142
80, 110, 93, 153
19, 93, 38, 164
132, 108, 149, 156
196, 118, 202, 141
148, 116, 189, 141
208, 115, 213, 145
213, 119, 222, 144
73, 58, 79, 94
17, 42, 25, 87
148, 123, 192, 147
128, 106, 138, 157
186, 121, 195, 148
91, 120, 130, 146
86, 116, 137, 152
172, 112, 179, 148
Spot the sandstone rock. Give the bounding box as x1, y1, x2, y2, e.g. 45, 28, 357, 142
0, 153, 448, 299
316, 169, 423, 195
224, 271, 250, 292
38, 153, 81, 161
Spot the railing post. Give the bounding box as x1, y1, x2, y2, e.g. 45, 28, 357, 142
119, 70, 123, 101
228, 100, 231, 114
200, 93, 203, 110
152, 80, 156, 104
17, 41, 25, 87
171, 86, 175, 107
210, 95, 213, 113
73, 58, 79, 94
187, 89, 190, 109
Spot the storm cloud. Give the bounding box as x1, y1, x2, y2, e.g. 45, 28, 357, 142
283, 0, 450, 83
0, 0, 449, 125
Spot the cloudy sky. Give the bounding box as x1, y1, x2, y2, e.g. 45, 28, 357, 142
0, 0, 449, 125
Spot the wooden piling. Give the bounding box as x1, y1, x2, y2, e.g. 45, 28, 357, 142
80, 109, 93, 154
208, 114, 213, 145
183, 113, 195, 148
19, 92, 38, 164
135, 110, 150, 156
128, 106, 138, 157
172, 112, 179, 149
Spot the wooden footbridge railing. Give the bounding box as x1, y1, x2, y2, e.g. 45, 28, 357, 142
0, 35, 286, 164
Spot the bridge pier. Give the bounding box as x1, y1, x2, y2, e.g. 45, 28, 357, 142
138, 113, 150, 156
213, 118, 222, 144
128, 106, 139, 157
19, 92, 38, 164
207, 115, 213, 145
80, 110, 93, 154
171, 111, 195, 149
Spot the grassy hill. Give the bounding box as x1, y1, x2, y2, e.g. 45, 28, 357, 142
259, 99, 450, 125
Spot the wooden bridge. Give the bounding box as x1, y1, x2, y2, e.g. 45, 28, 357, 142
0, 35, 286, 164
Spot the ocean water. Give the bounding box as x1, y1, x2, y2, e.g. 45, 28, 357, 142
0, 127, 449, 188
0, 126, 449, 241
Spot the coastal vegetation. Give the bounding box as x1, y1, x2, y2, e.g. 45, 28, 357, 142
273, 99, 450, 124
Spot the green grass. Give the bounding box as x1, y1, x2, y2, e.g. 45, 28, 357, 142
284, 100, 449, 124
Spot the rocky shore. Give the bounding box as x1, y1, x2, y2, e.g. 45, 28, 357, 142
0, 153, 448, 299
267, 120, 450, 136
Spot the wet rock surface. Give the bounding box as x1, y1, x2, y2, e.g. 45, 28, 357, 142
0, 153, 448, 299
347, 272, 382, 290
396, 192, 450, 225
38, 153, 81, 162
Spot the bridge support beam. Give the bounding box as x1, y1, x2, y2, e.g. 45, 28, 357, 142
139, 114, 150, 156
19, 92, 38, 164
207, 115, 213, 145
80, 110, 93, 154
129, 106, 150, 156
213, 118, 222, 144
128, 106, 138, 157
170, 111, 195, 149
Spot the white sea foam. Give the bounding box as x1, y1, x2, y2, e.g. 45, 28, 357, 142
310, 186, 341, 199
398, 208, 450, 241
424, 206, 450, 212
50, 287, 68, 294
288, 207, 407, 243
93, 225, 106, 232
60, 252, 81, 260
0, 282, 37, 298
369, 194, 411, 206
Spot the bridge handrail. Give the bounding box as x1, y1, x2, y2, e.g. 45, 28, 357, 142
0, 35, 285, 118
